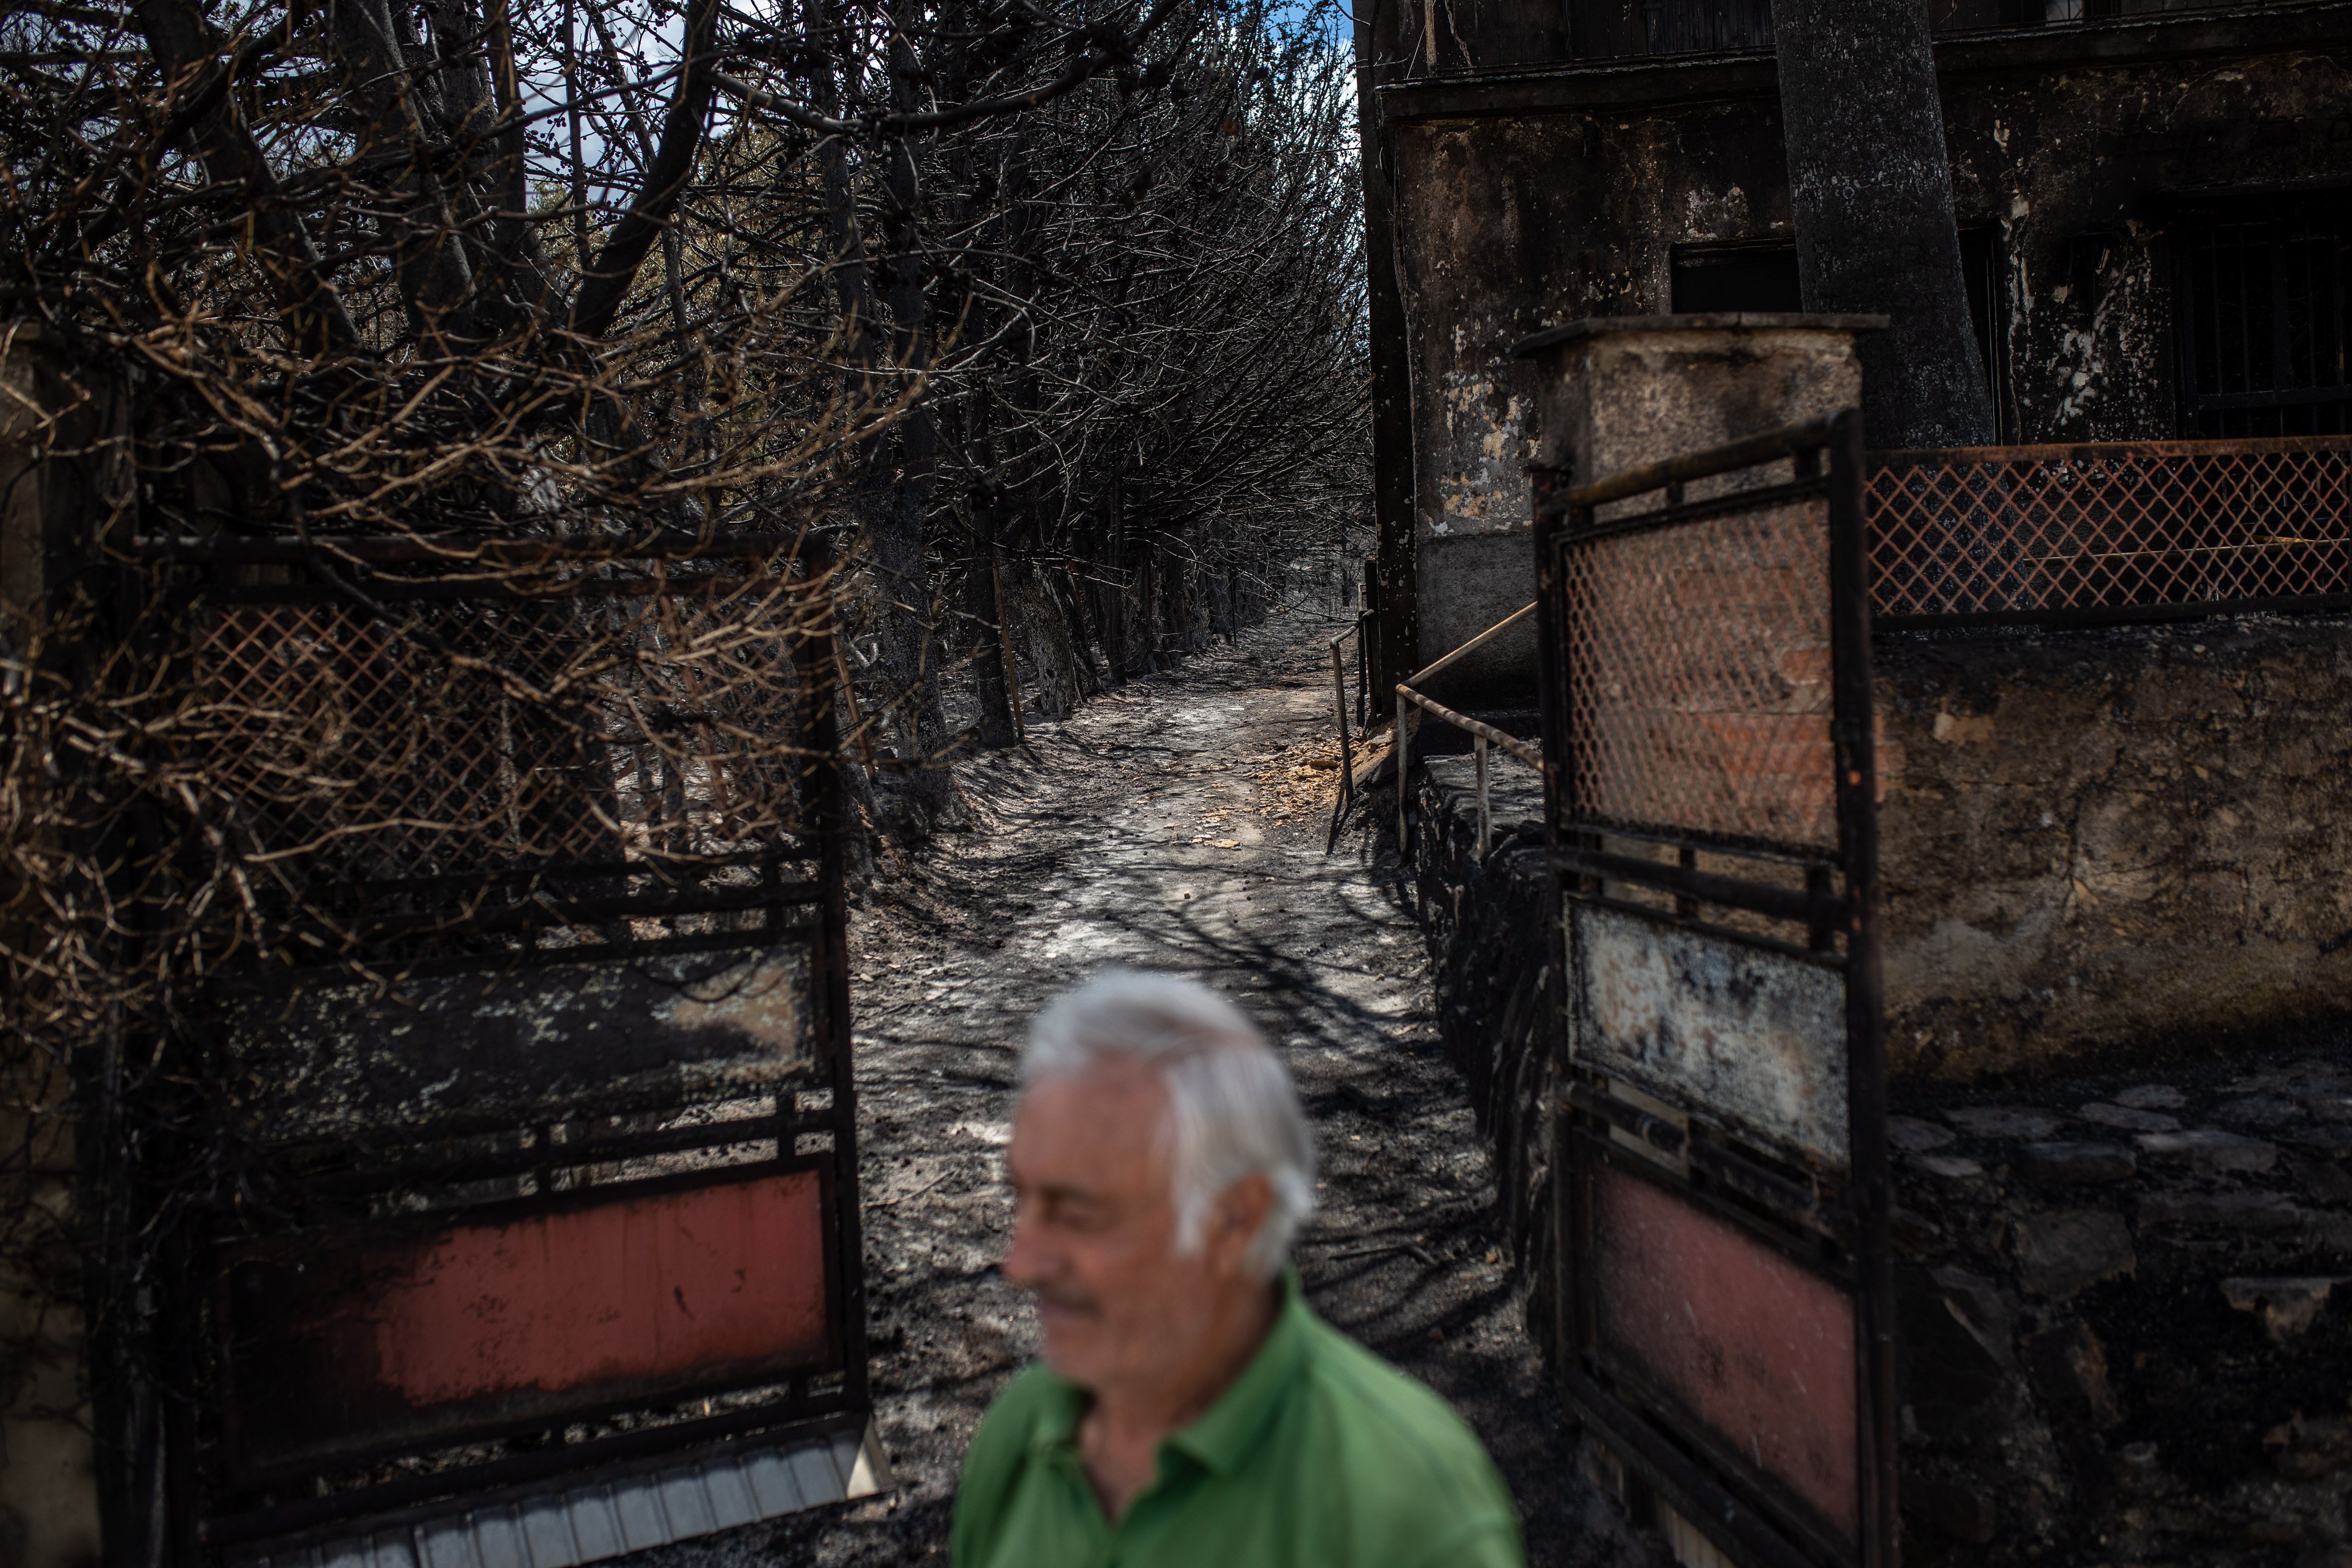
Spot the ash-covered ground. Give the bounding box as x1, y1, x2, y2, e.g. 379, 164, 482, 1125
632, 615, 1656, 1567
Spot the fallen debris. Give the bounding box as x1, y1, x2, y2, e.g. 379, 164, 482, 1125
1251, 735, 1348, 823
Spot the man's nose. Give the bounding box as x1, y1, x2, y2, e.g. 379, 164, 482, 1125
1000, 1211, 1054, 1287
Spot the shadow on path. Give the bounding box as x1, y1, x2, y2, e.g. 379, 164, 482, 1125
630, 615, 1657, 1568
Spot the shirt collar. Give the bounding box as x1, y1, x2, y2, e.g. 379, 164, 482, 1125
1023, 1267, 1313, 1479
1027, 1370, 1088, 1459
1164, 1267, 1311, 1477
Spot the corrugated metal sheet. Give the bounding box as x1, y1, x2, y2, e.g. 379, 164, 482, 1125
228, 1421, 894, 1568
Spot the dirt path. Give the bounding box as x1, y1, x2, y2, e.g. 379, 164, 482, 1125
653, 616, 1650, 1568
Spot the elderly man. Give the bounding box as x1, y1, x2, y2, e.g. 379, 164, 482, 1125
953, 971, 1526, 1568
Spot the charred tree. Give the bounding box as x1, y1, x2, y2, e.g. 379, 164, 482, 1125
1769, 0, 1993, 447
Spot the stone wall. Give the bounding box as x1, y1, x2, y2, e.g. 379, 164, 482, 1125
1893, 1054, 2352, 1568
1399, 770, 2352, 1568
1879, 613, 2352, 1082
1403, 755, 1556, 1279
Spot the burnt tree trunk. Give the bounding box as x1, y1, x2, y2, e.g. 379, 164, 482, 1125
1104, 474, 1130, 683
1357, 0, 1418, 693
962, 515, 1018, 748
1053, 566, 1104, 699
1135, 536, 1159, 672
1769, 0, 1993, 448
800, 0, 954, 830
134, 0, 361, 353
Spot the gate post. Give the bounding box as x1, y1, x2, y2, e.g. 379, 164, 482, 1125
800, 616, 871, 1417
1512, 312, 1884, 487
1826, 409, 1898, 1568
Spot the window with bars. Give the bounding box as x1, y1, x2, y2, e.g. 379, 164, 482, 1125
1639, 0, 1773, 53
2174, 192, 2352, 437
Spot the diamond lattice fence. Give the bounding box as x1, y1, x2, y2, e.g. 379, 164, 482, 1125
182, 568, 817, 890
1866, 437, 2352, 620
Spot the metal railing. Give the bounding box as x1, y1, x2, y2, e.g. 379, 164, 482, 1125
1322, 577, 1392, 845
1392, 601, 1539, 856
1866, 433, 2352, 628
1325, 611, 1371, 849
1329, 612, 1370, 792
1395, 686, 1539, 855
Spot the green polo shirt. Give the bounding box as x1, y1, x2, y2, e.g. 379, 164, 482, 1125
952, 1272, 1526, 1568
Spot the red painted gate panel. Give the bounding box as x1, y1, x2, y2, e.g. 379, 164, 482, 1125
220, 1169, 834, 1479
1593, 1161, 1856, 1538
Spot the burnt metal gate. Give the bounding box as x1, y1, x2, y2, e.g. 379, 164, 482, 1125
1531, 412, 1896, 1568
107, 532, 876, 1564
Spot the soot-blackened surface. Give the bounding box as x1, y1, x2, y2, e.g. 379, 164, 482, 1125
627, 616, 1653, 1567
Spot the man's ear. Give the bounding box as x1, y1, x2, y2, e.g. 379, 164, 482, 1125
1207, 1172, 1275, 1276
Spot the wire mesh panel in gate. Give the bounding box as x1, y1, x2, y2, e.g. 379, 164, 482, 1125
113, 538, 878, 1563
1533, 413, 1894, 1568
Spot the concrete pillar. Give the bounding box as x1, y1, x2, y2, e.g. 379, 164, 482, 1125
1509, 311, 1884, 486
1402, 313, 1881, 711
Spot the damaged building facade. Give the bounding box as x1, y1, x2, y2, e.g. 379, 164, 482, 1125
1354, 0, 2352, 1564
1358, 0, 2352, 698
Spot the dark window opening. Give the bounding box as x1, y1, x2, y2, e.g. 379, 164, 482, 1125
1996, 0, 2115, 23
1671, 244, 1802, 314
1671, 234, 2011, 439
1641, 0, 1773, 53
1958, 226, 2015, 443
2174, 192, 2352, 438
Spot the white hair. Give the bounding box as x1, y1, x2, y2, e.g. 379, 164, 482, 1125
1022, 970, 1316, 1278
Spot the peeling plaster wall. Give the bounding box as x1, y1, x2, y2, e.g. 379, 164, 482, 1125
1389, 106, 1791, 696
1390, 108, 1794, 523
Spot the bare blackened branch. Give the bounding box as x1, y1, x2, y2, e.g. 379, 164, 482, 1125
568, 0, 722, 337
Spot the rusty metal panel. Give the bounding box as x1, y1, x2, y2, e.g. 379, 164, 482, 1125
1573, 903, 1847, 1165
222, 945, 818, 1143
219, 1168, 834, 1479
1592, 1160, 1857, 1541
